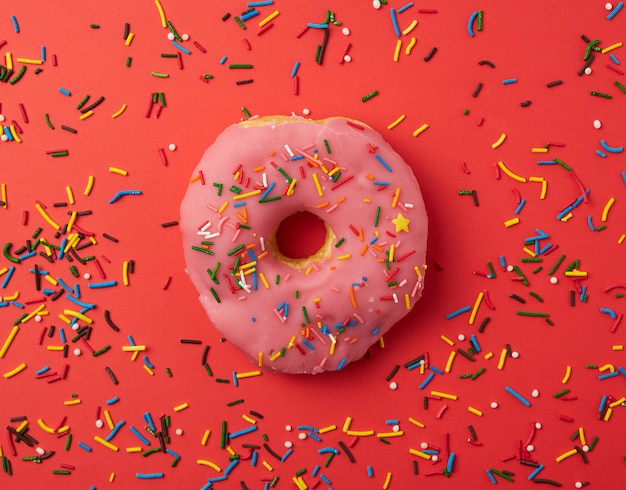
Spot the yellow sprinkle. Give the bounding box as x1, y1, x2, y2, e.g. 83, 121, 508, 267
383, 472, 392, 490
601, 197, 615, 222
408, 448, 432, 459
560, 213, 573, 222
84, 175, 95, 195
63, 309, 93, 324
540, 179, 548, 200
79, 110, 94, 120
603, 407, 613, 421
173, 402, 189, 412
564, 269, 587, 277
609, 396, 626, 407
189, 175, 201, 183
405, 293, 410, 309
444, 350, 456, 373
522, 248, 535, 258
491, 133, 507, 149
0, 326, 20, 359
258, 9, 279, 27
497, 348, 508, 370
8, 125, 20, 143
67, 211, 77, 233
389, 243, 395, 262
336, 253, 352, 261
468, 406, 483, 416
269, 351, 282, 361
376, 431, 404, 438
94, 436, 119, 452
402, 19, 418, 35
112, 103, 127, 118
236, 370, 262, 379
286, 178, 297, 196
504, 217, 520, 228
531, 147, 548, 153
601, 41, 623, 54
16, 58, 43, 64
47, 345, 64, 351
598, 363, 615, 373
440, 334, 455, 346
318, 425, 337, 434
484, 351, 493, 360
37, 419, 56, 434
218, 202, 229, 215
430, 390, 458, 401
233, 189, 262, 200
342, 417, 352, 433
414, 265, 422, 278
561, 365, 572, 384
109, 166, 128, 176
123, 260, 130, 286
197, 460, 222, 472
201, 429, 211, 445
154, 0, 167, 27
0, 183, 5, 209
131, 351, 139, 362
408, 417, 425, 428
612, 345, 624, 351
346, 430, 375, 437
405, 36, 417, 55
293, 476, 307, 490
262, 460, 274, 471
259, 272, 270, 289
143, 364, 154, 376
242, 414, 256, 425
387, 114, 406, 130
58, 315, 72, 326
312, 173, 324, 196
121, 345, 147, 352
125, 32, 135, 46
391, 187, 401, 208
64, 399, 81, 406
393, 39, 402, 62
555, 448, 578, 463
5, 362, 28, 379
619, 234, 626, 244
412, 123, 429, 137
5, 52, 12, 71
578, 427, 587, 446
497, 161, 527, 183
35, 203, 61, 230
469, 291, 484, 325
126, 447, 143, 453
15, 420, 28, 433
328, 167, 340, 177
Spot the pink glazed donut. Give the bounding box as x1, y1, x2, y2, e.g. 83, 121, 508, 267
180, 115, 427, 374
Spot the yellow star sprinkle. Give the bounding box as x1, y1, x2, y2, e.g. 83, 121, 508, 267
392, 213, 410, 232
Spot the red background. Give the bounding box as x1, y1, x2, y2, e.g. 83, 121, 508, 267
1, 1, 625, 488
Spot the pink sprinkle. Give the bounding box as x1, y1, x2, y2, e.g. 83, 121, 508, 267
177, 51, 184, 70
295, 25, 309, 38
18, 103, 28, 123
436, 404, 448, 419
243, 38, 252, 50
158, 147, 168, 166
257, 23, 274, 36
606, 63, 624, 75
21, 210, 28, 225
476, 117, 484, 126
193, 40, 207, 53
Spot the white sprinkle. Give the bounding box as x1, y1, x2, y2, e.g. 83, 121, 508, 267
168, 143, 177, 151
284, 441, 293, 448
343, 54, 352, 63
95, 419, 104, 429
298, 432, 307, 440
550, 276, 558, 284
285, 425, 292, 432
535, 422, 542, 430
302, 108, 311, 116
34, 315, 42, 322
73, 348, 82, 356
83, 273, 91, 280
0, 114, 5, 122
420, 442, 429, 449
593, 119, 602, 129
342, 27, 350, 36
531, 389, 540, 398
511, 351, 520, 359
373, 0, 382, 9
182, 33, 190, 41
457, 334, 466, 342
175, 428, 184, 436
36, 447, 45, 456
584, 67, 592, 75
507, 265, 514, 272
389, 381, 398, 390
490, 401, 499, 409
392, 425, 400, 432
582, 445, 589, 452
1, 134, 8, 142
575, 482, 583, 489
71, 323, 80, 331
606, 3, 614, 10
431, 455, 439, 462
526, 444, 535, 452
167, 32, 175, 41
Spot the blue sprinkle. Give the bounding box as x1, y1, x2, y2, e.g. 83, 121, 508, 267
59, 327, 66, 343
418, 372, 435, 390
536, 160, 556, 165
514, 199, 526, 215
320, 474, 332, 485
307, 23, 329, 29
87, 280, 117, 289
232, 371, 239, 387
35, 366, 50, 375
600, 139, 624, 153
143, 356, 154, 369
318, 447, 339, 455
446, 453, 456, 474
18, 251, 36, 261
610, 53, 621, 65
106, 396, 120, 405
527, 464, 544, 480
224, 459, 240, 475
598, 394, 607, 412
4, 126, 14, 141
261, 181, 275, 199
136, 473, 164, 479
445, 305, 471, 319
171, 40, 191, 54
1, 266, 16, 288
240, 9, 259, 21
248, 0, 273, 6
607, 1, 623, 19
429, 365, 444, 375
41, 45, 46, 62
390, 9, 401, 37
129, 425, 151, 445
397, 2, 414, 14
105, 420, 125, 442
337, 358, 347, 370
58, 87, 72, 96
587, 215, 595, 232
11, 15, 20, 33
580, 286, 587, 301
109, 189, 142, 204
312, 465, 321, 477
143, 412, 156, 431
308, 432, 321, 442
291, 61, 300, 78
302, 339, 315, 350
599, 371, 619, 380
375, 154, 393, 172
502, 78, 517, 85
504, 385, 531, 407
78, 441, 93, 452
367, 466, 374, 477
467, 11, 478, 37
11, 301, 24, 309
166, 448, 181, 459
251, 450, 258, 466
219, 55, 227, 64
229, 426, 258, 439
486, 469, 497, 484
595, 149, 607, 158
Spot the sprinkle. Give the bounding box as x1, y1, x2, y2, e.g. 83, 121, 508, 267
446, 305, 471, 319
498, 161, 526, 182
3, 362, 27, 378
504, 386, 531, 407
412, 123, 429, 137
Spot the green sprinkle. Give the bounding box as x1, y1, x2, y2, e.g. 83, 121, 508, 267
588, 436, 599, 451
471, 367, 486, 380
50, 151, 69, 158
516, 311, 549, 317
165, 367, 172, 377
230, 185, 242, 194
463, 109, 469, 115
512, 265, 529, 286
34, 67, 43, 74
227, 244, 245, 256
152, 92, 159, 103
242, 107, 251, 119
277, 167, 293, 183
204, 74, 214, 79
52, 470, 71, 475
159, 92, 166, 106
210, 287, 221, 303
379, 438, 391, 445
302, 306, 310, 324
215, 378, 230, 383
521, 257, 542, 263
229, 64, 253, 69
90, 24, 100, 28
151, 72, 169, 78
616, 293, 624, 299
64, 433, 72, 451
477, 10, 483, 31
45, 114, 55, 129
615, 80, 626, 94
591, 91, 612, 99
335, 238, 345, 248
295, 290, 299, 299
489, 469, 513, 482
213, 183, 223, 196
487, 261, 496, 278
143, 447, 161, 457
191, 245, 214, 255
275, 275, 280, 285
76, 94, 90, 110
166, 20, 182, 41
160, 53, 178, 58
92, 345, 111, 356
323, 139, 331, 153
69, 265, 79, 277
126, 56, 132, 67
295, 468, 307, 477
171, 457, 180, 468
553, 158, 571, 171
203, 363, 213, 376
585, 364, 598, 369
323, 452, 335, 467
234, 16, 246, 30
259, 196, 282, 203
554, 388, 570, 398
227, 399, 244, 406
548, 254, 566, 275
361, 90, 379, 102
529, 292, 544, 302
9, 65, 27, 85
375, 206, 381, 227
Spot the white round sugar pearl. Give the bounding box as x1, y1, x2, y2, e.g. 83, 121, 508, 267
83, 273, 91, 280
175, 428, 184, 436
36, 447, 45, 455
373, 0, 382, 9
343, 54, 352, 63
34, 315, 42, 322
593, 119, 602, 129
302, 108, 311, 116
1, 134, 8, 142
507, 265, 514, 272
431, 455, 439, 462
182, 33, 190, 41
167, 32, 175, 41
550, 276, 558, 284
535, 422, 542, 430
298, 432, 307, 440
0, 114, 5, 122
284, 441, 293, 448
342, 27, 350, 36
73, 348, 81, 356
420, 442, 429, 449
95, 419, 104, 428
526, 444, 535, 452
490, 401, 499, 409
392, 425, 400, 432
511, 351, 520, 359
575, 482, 583, 489
457, 334, 466, 341
584, 67, 592, 75
285, 425, 292, 432
582, 445, 589, 452
168, 143, 177, 151
71, 324, 80, 331
606, 3, 614, 10
531, 389, 540, 398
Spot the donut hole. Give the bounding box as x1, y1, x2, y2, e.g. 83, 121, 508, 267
269, 211, 335, 269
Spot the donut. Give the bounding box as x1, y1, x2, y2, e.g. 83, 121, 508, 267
180, 115, 428, 374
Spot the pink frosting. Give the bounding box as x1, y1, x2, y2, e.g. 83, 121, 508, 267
180, 116, 427, 374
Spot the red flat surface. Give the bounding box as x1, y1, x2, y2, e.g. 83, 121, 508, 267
1, 1, 626, 489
